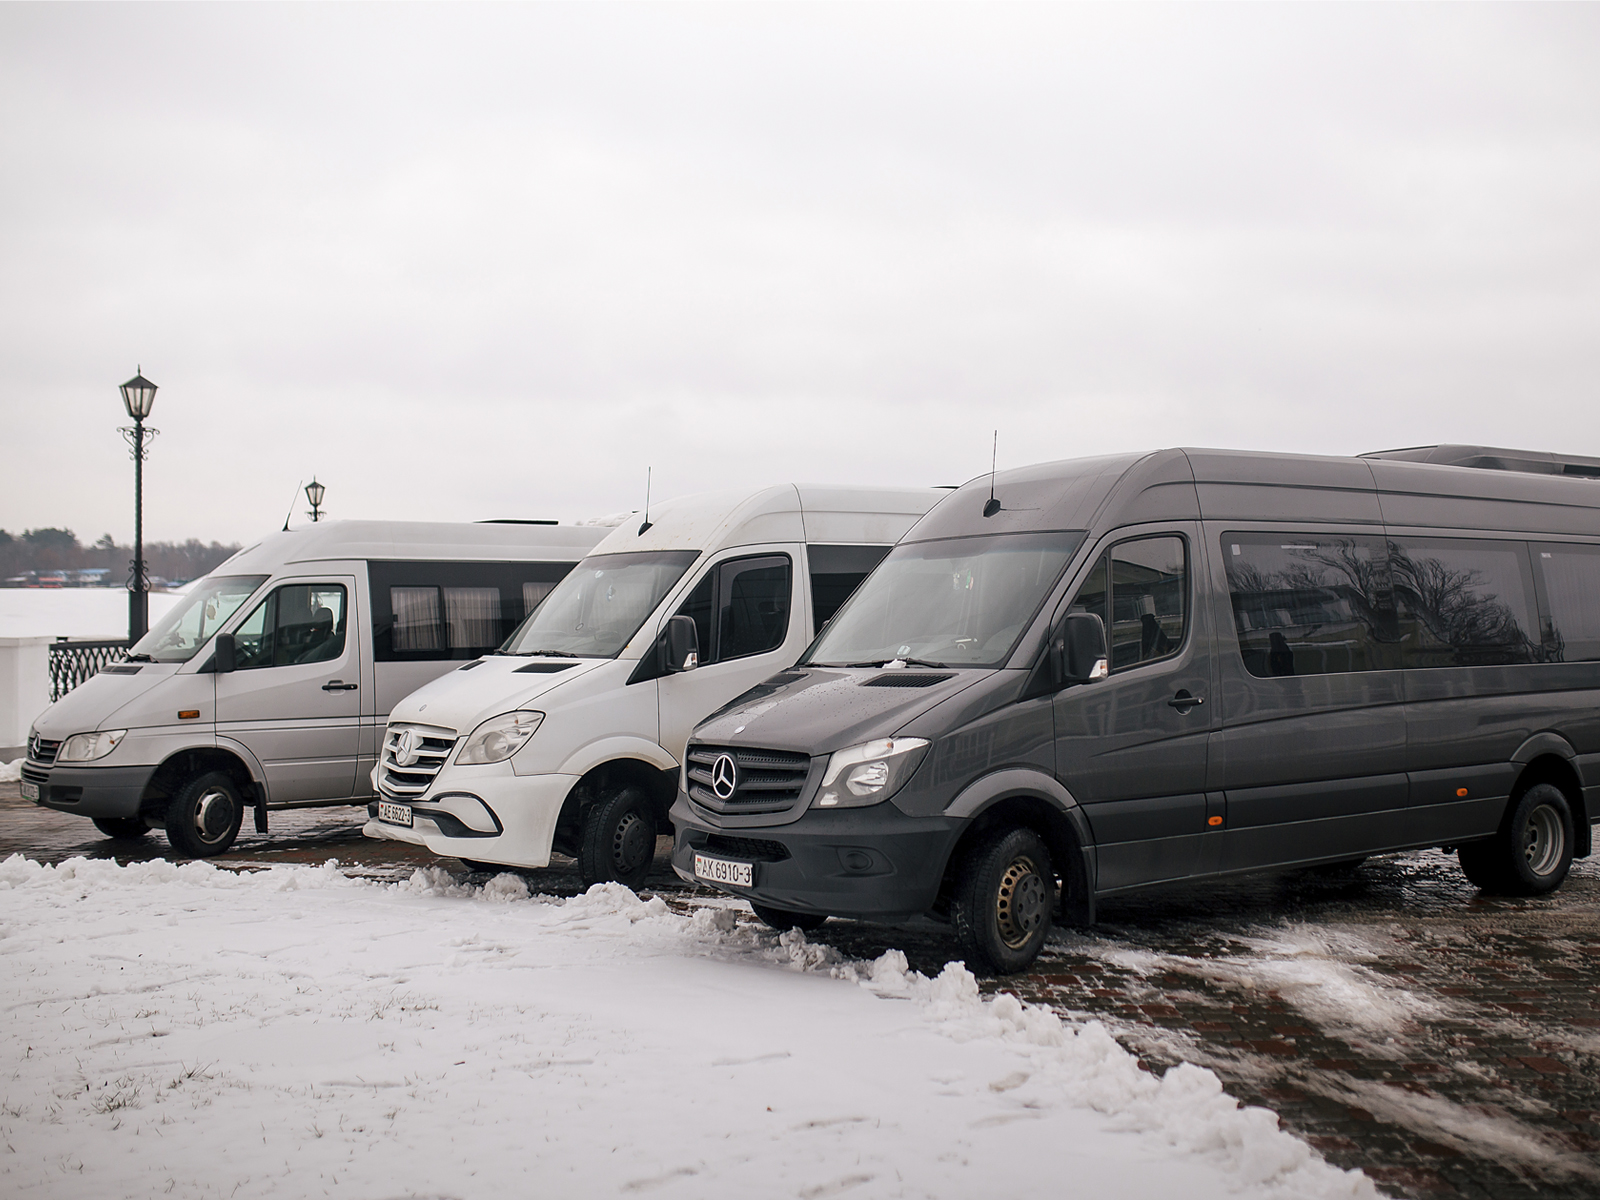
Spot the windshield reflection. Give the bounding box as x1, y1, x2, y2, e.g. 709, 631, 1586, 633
128, 575, 269, 664
500, 551, 699, 658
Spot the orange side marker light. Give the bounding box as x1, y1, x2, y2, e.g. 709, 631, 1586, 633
178, 710, 200, 720
1456, 787, 1468, 797
1207, 815, 1223, 827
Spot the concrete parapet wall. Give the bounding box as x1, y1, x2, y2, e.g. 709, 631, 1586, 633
0, 637, 53, 749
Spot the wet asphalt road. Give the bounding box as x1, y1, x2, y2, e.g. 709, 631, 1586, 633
4, 782, 1597, 1199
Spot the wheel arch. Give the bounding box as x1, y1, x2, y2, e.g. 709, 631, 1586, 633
1511, 746, 1589, 858
551, 756, 680, 858
139, 747, 260, 824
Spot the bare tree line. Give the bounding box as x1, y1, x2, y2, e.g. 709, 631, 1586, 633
0, 528, 242, 586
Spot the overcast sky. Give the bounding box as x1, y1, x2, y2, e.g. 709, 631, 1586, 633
2, 3, 1597, 545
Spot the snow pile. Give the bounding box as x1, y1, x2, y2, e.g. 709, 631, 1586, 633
0, 758, 20, 783
0, 855, 1374, 1199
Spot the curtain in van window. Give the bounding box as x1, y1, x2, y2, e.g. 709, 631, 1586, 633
1222, 534, 1398, 677
1536, 544, 1600, 661
444, 588, 501, 652
1388, 538, 1539, 667
522, 581, 555, 616
391, 587, 443, 653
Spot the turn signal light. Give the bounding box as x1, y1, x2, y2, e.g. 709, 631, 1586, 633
1207, 815, 1223, 827
178, 710, 200, 720
1456, 787, 1468, 797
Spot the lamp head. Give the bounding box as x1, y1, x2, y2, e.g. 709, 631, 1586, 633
119, 370, 157, 420
305, 479, 326, 508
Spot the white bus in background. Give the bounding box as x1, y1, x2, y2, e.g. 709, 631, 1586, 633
365, 485, 943, 885
21, 520, 605, 856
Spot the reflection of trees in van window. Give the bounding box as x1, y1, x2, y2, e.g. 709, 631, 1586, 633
1535, 544, 1600, 662
1224, 535, 1398, 677
1388, 539, 1538, 668
802, 532, 1082, 668
1108, 537, 1186, 671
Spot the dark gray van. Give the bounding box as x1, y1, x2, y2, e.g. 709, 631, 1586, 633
669, 446, 1600, 973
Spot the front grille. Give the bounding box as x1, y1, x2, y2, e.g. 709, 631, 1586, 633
377, 723, 458, 799
27, 736, 60, 764
20, 764, 49, 787
861, 673, 953, 688
704, 834, 791, 862
686, 744, 812, 814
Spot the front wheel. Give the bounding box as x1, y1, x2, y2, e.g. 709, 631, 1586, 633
751, 903, 827, 932
951, 826, 1055, 976
164, 771, 245, 858
1458, 783, 1574, 896
577, 786, 658, 889
93, 817, 150, 841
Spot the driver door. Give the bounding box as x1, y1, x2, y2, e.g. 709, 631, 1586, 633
215, 578, 362, 804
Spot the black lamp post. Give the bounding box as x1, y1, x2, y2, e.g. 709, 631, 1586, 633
118, 369, 159, 641
305, 478, 326, 523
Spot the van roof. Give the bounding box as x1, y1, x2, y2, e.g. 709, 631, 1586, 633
215, 520, 608, 574
587, 484, 946, 557
907, 446, 1600, 542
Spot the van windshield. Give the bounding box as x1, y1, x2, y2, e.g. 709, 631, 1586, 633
802, 532, 1084, 669
127, 575, 270, 664
499, 550, 700, 659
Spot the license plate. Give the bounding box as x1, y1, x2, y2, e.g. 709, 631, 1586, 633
694, 853, 753, 888
20, 780, 39, 802
378, 801, 413, 827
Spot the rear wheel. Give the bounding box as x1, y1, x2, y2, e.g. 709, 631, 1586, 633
92, 817, 149, 841
1457, 783, 1573, 896
164, 771, 245, 858
751, 903, 827, 932
578, 786, 658, 889
952, 826, 1054, 976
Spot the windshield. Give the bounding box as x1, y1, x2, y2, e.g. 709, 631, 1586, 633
500, 550, 700, 658
128, 575, 270, 664
803, 532, 1085, 669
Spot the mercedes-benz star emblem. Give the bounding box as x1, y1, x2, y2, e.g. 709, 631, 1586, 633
393, 729, 422, 768
710, 753, 738, 801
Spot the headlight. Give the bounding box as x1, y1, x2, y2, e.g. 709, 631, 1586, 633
813, 737, 929, 809
57, 730, 128, 763
455, 711, 544, 765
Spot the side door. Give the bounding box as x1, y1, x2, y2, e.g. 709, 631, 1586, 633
215, 578, 362, 804
1053, 528, 1217, 893
657, 553, 798, 763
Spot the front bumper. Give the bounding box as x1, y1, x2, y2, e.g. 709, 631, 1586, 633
25, 762, 157, 820
362, 771, 580, 868
669, 791, 961, 921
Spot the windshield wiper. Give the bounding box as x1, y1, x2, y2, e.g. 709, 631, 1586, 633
123, 653, 155, 663
844, 657, 949, 670
505, 649, 583, 658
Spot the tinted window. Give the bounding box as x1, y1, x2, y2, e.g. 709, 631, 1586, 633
1223, 534, 1399, 677
371, 560, 581, 661
233, 584, 348, 669
1389, 538, 1539, 667
808, 544, 892, 631
1535, 543, 1600, 662
673, 555, 793, 664
1109, 537, 1186, 671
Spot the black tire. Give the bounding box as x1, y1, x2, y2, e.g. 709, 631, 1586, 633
577, 785, 658, 889
751, 903, 827, 932
1458, 783, 1574, 897
164, 771, 245, 858
952, 826, 1055, 976
93, 817, 150, 841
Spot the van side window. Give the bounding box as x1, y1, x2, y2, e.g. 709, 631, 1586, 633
1222, 534, 1399, 676
1535, 543, 1600, 662
674, 555, 792, 665
1109, 537, 1186, 671
232, 585, 348, 669
1388, 538, 1539, 668
808, 545, 892, 631
370, 560, 579, 661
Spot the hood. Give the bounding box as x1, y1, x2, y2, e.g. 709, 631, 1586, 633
692, 666, 991, 755
30, 664, 186, 738
385, 655, 610, 732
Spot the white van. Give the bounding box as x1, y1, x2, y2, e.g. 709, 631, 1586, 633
364, 485, 942, 885
21, 520, 605, 857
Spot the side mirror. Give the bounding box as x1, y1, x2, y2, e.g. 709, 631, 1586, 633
214, 633, 237, 674
663, 615, 699, 673
1056, 612, 1108, 684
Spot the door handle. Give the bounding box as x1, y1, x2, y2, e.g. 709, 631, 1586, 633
322, 680, 358, 692
1168, 690, 1204, 712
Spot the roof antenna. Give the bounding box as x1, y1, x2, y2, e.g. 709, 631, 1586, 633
637, 467, 653, 536
283, 480, 303, 531
982, 431, 1001, 517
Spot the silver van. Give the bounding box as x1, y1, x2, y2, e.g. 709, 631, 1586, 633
21, 519, 604, 856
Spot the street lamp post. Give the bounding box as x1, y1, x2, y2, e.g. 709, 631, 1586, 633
305, 478, 326, 523
118, 369, 159, 642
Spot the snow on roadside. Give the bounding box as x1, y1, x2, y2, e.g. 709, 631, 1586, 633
0, 855, 1374, 1199
0, 759, 20, 784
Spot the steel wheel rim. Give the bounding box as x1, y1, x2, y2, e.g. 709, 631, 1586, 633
1523, 804, 1563, 876
193, 788, 235, 843
611, 811, 651, 873
995, 854, 1047, 950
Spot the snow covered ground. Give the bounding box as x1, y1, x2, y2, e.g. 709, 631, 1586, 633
0, 589, 183, 641
0, 855, 1375, 1200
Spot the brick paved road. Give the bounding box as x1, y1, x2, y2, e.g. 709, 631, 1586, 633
4, 781, 1597, 1197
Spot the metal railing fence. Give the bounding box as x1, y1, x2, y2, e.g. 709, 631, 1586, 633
49, 639, 130, 701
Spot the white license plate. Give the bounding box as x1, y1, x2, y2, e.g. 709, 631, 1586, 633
694, 853, 753, 888
378, 801, 413, 827
20, 780, 39, 802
